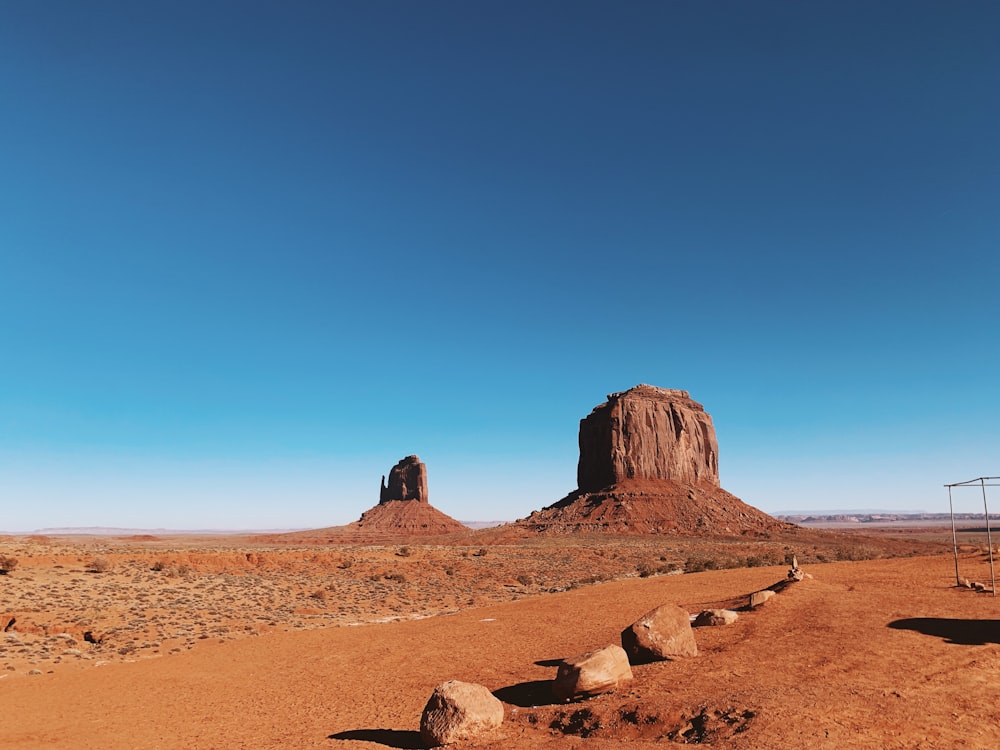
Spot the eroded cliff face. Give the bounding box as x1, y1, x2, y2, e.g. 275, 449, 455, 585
513, 384, 787, 536
380, 455, 429, 504
577, 385, 719, 492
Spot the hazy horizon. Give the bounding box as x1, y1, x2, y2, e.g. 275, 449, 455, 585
3, 2, 998, 531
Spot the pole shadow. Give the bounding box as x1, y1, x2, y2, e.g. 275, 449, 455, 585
328, 729, 424, 748
888, 618, 1000, 645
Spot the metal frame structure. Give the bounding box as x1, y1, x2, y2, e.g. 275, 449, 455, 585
945, 476, 1000, 597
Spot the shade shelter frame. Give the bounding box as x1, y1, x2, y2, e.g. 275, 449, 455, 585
945, 476, 1000, 596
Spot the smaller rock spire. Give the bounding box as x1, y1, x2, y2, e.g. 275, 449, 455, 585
379, 455, 429, 504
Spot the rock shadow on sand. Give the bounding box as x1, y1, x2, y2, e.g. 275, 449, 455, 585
493, 679, 557, 707
888, 618, 1000, 645
328, 728, 424, 748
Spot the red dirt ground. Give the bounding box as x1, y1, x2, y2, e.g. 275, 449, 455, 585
2, 543, 999, 749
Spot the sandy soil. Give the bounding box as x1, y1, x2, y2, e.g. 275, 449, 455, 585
1, 533, 998, 749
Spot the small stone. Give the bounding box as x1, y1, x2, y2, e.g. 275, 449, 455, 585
694, 609, 739, 627
749, 590, 776, 608
552, 644, 633, 701
621, 604, 698, 664
420, 680, 504, 746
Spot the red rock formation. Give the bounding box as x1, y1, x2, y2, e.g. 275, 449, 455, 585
259, 455, 468, 542
380, 455, 428, 504
516, 385, 789, 536
578, 385, 718, 491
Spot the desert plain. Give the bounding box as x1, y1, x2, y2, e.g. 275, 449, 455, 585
2, 526, 999, 749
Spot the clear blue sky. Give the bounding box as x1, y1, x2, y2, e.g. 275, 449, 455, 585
2, 1, 998, 530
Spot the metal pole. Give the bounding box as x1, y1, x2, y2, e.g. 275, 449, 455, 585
949, 485, 961, 586
982, 478, 996, 597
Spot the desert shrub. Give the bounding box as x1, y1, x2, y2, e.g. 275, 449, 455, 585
473, 548, 488, 557
834, 545, 882, 562
151, 560, 166, 571
684, 556, 719, 573
637, 561, 657, 578
444, 567, 456, 576
396, 546, 412, 557
338, 558, 353, 569
384, 572, 406, 584
0, 555, 18, 574
744, 552, 782, 568
309, 588, 329, 601
516, 573, 535, 586
87, 557, 113, 574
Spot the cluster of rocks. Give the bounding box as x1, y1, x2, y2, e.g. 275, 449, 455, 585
417, 560, 808, 745
958, 577, 994, 594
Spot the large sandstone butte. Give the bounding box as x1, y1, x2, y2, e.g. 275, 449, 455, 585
379, 455, 429, 504
516, 385, 789, 536
577, 385, 719, 491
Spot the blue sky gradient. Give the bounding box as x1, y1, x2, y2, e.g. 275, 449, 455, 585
2, 2, 998, 529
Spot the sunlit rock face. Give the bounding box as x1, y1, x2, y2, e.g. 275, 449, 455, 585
577, 385, 719, 492
379, 455, 429, 504
513, 384, 788, 537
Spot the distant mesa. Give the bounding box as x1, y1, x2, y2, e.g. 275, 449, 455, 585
257, 454, 468, 544
515, 385, 789, 536
354, 455, 466, 536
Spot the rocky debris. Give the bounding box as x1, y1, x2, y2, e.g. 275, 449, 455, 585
420, 680, 504, 746
514, 385, 791, 536
788, 558, 805, 581
380, 455, 428, 504
621, 604, 698, 664
553, 645, 633, 702
578, 385, 719, 490
353, 500, 467, 536
748, 590, 776, 608
694, 609, 739, 627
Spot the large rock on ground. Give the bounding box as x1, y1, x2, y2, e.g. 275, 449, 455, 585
380, 455, 428, 504
621, 604, 698, 664
694, 609, 739, 627
578, 385, 719, 490
552, 645, 633, 701
420, 680, 504, 746
748, 590, 776, 608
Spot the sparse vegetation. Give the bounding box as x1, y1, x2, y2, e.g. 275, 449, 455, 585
86, 557, 113, 574
0, 555, 18, 574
